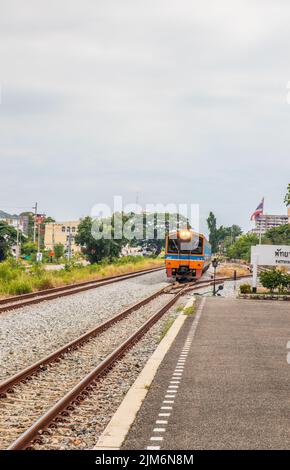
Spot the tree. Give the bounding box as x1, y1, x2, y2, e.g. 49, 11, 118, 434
259, 270, 290, 294
262, 224, 290, 246
76, 212, 191, 262
284, 183, 290, 206
21, 241, 37, 257
0, 221, 18, 261
227, 233, 259, 261
130, 212, 190, 255
44, 216, 55, 223
54, 243, 64, 261
207, 212, 218, 253
75, 215, 129, 263
216, 224, 242, 253
207, 212, 242, 254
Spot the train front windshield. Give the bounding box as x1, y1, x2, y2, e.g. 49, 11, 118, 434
167, 236, 203, 255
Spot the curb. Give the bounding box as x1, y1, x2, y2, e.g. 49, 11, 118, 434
94, 296, 194, 450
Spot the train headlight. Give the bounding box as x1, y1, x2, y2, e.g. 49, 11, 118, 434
179, 229, 191, 240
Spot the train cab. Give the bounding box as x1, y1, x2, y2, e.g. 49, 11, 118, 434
165, 229, 211, 280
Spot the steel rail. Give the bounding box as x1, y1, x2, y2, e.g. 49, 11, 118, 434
4, 275, 250, 450
0, 275, 250, 395
7, 288, 186, 450
0, 286, 167, 396
0, 266, 164, 314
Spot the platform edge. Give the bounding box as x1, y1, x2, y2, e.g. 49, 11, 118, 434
93, 298, 194, 450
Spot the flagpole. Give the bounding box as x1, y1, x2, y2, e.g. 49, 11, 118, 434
251, 197, 264, 245
259, 196, 265, 245
259, 196, 264, 245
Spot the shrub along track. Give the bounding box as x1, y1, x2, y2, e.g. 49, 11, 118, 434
0, 266, 164, 314
0, 274, 250, 450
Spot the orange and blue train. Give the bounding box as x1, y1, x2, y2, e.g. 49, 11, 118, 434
165, 229, 211, 280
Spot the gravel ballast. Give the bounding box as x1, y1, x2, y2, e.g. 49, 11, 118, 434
0, 293, 177, 450
194, 277, 252, 298
0, 271, 168, 381
32, 303, 181, 450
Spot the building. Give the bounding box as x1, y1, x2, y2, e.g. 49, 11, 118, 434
0, 210, 29, 235
44, 221, 81, 256
251, 213, 288, 235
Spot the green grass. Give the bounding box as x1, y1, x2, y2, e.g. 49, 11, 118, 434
176, 304, 185, 312
7, 279, 33, 295
159, 318, 175, 341
183, 304, 196, 316
0, 256, 163, 298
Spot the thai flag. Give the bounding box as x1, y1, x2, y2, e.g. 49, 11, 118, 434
250, 198, 264, 220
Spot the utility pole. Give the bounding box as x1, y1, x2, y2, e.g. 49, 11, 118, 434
52, 223, 55, 249
16, 218, 20, 261
33, 202, 38, 243
259, 218, 262, 245
67, 227, 72, 260
37, 222, 41, 253
212, 258, 218, 296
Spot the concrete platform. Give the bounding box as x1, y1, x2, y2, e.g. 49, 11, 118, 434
122, 297, 290, 450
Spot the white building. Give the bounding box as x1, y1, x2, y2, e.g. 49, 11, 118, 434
0, 212, 29, 235
251, 213, 288, 235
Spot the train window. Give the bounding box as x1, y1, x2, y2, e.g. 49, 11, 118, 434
180, 236, 203, 254
167, 236, 203, 254
167, 238, 179, 253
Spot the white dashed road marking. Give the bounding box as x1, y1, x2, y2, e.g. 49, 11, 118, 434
145, 297, 206, 450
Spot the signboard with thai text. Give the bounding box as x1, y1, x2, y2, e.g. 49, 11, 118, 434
251, 245, 290, 267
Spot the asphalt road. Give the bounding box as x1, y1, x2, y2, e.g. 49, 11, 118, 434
123, 298, 290, 450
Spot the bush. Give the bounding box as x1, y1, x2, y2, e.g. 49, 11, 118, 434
259, 270, 290, 294
29, 263, 46, 277
64, 260, 83, 271
240, 284, 252, 294
54, 243, 64, 261
0, 259, 24, 282
8, 279, 32, 295
22, 242, 37, 257
0, 262, 17, 282
35, 276, 55, 290
0, 255, 162, 297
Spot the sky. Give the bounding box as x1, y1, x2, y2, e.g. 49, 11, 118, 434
0, 0, 289, 235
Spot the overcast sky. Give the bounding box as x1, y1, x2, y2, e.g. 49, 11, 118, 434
0, 0, 289, 234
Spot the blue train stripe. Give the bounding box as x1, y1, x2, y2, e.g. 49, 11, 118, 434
165, 255, 205, 260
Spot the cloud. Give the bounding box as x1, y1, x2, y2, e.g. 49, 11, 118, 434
0, 0, 289, 233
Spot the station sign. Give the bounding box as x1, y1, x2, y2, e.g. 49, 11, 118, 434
251, 245, 290, 267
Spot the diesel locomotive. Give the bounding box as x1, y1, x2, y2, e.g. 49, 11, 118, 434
165, 229, 211, 280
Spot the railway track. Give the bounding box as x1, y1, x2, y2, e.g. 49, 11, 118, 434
0, 274, 251, 450
0, 289, 186, 450
0, 278, 221, 450
0, 266, 164, 315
